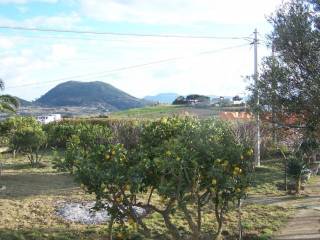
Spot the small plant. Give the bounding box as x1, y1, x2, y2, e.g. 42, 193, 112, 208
287, 156, 307, 194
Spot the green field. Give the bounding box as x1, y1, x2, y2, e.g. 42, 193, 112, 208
109, 105, 246, 119
0, 153, 294, 240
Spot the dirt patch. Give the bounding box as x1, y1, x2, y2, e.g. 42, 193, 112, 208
56, 201, 146, 225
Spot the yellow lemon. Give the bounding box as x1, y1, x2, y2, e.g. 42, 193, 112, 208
246, 149, 254, 156
212, 179, 217, 186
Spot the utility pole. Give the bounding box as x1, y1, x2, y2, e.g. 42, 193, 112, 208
254, 28, 261, 167
271, 44, 277, 144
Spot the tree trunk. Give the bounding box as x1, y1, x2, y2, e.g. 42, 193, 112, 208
296, 177, 301, 194
238, 199, 242, 240
280, 150, 288, 192
214, 206, 223, 240
163, 212, 182, 240
108, 216, 114, 240
27, 153, 34, 167
197, 200, 202, 240
35, 152, 39, 166
214, 192, 223, 240
180, 203, 199, 240
128, 205, 150, 237
285, 158, 288, 192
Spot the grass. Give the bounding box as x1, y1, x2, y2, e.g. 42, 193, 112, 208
109, 105, 245, 119
0, 153, 102, 240
0, 153, 294, 240
249, 160, 286, 196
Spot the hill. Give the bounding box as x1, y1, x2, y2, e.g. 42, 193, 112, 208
144, 93, 179, 104
35, 81, 147, 111
15, 97, 33, 107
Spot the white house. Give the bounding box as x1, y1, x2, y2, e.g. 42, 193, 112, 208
36, 114, 62, 124
232, 96, 245, 105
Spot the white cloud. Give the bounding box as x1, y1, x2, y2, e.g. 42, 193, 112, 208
0, 13, 81, 28
0, 0, 58, 4
80, 0, 284, 25
50, 43, 77, 60
23, 13, 81, 28
0, 37, 15, 49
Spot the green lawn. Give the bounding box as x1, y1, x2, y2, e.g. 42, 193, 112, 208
0, 153, 293, 240
249, 161, 286, 196
109, 105, 246, 119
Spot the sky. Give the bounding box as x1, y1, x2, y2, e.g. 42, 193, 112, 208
0, 0, 285, 101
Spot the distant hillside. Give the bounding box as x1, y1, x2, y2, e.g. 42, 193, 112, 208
35, 81, 147, 111
15, 97, 33, 107
144, 93, 179, 104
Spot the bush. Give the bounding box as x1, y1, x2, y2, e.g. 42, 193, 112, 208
10, 119, 47, 166
44, 119, 146, 150
44, 122, 80, 149
63, 117, 253, 240
287, 156, 307, 194
0, 117, 38, 148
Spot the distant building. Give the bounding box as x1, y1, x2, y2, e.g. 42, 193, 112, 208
37, 114, 62, 124
232, 95, 244, 105
173, 94, 210, 106
211, 96, 225, 106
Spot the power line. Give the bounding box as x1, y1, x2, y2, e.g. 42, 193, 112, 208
0, 34, 134, 43
6, 43, 250, 89
0, 25, 252, 40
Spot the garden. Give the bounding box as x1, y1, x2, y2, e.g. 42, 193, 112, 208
0, 116, 314, 240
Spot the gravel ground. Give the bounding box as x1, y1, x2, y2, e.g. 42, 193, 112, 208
56, 201, 146, 224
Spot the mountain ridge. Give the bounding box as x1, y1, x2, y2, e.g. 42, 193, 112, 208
34, 81, 147, 111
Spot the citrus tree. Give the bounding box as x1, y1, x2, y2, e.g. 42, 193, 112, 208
1, 116, 40, 146
64, 123, 150, 239
10, 117, 47, 166
0, 79, 18, 191
66, 118, 253, 239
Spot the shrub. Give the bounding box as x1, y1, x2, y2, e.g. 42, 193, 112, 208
10, 120, 47, 167
64, 117, 253, 240
0, 116, 40, 153
44, 122, 80, 149
287, 156, 307, 194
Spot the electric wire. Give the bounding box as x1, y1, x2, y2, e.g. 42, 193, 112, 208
0, 25, 253, 41
6, 43, 250, 89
